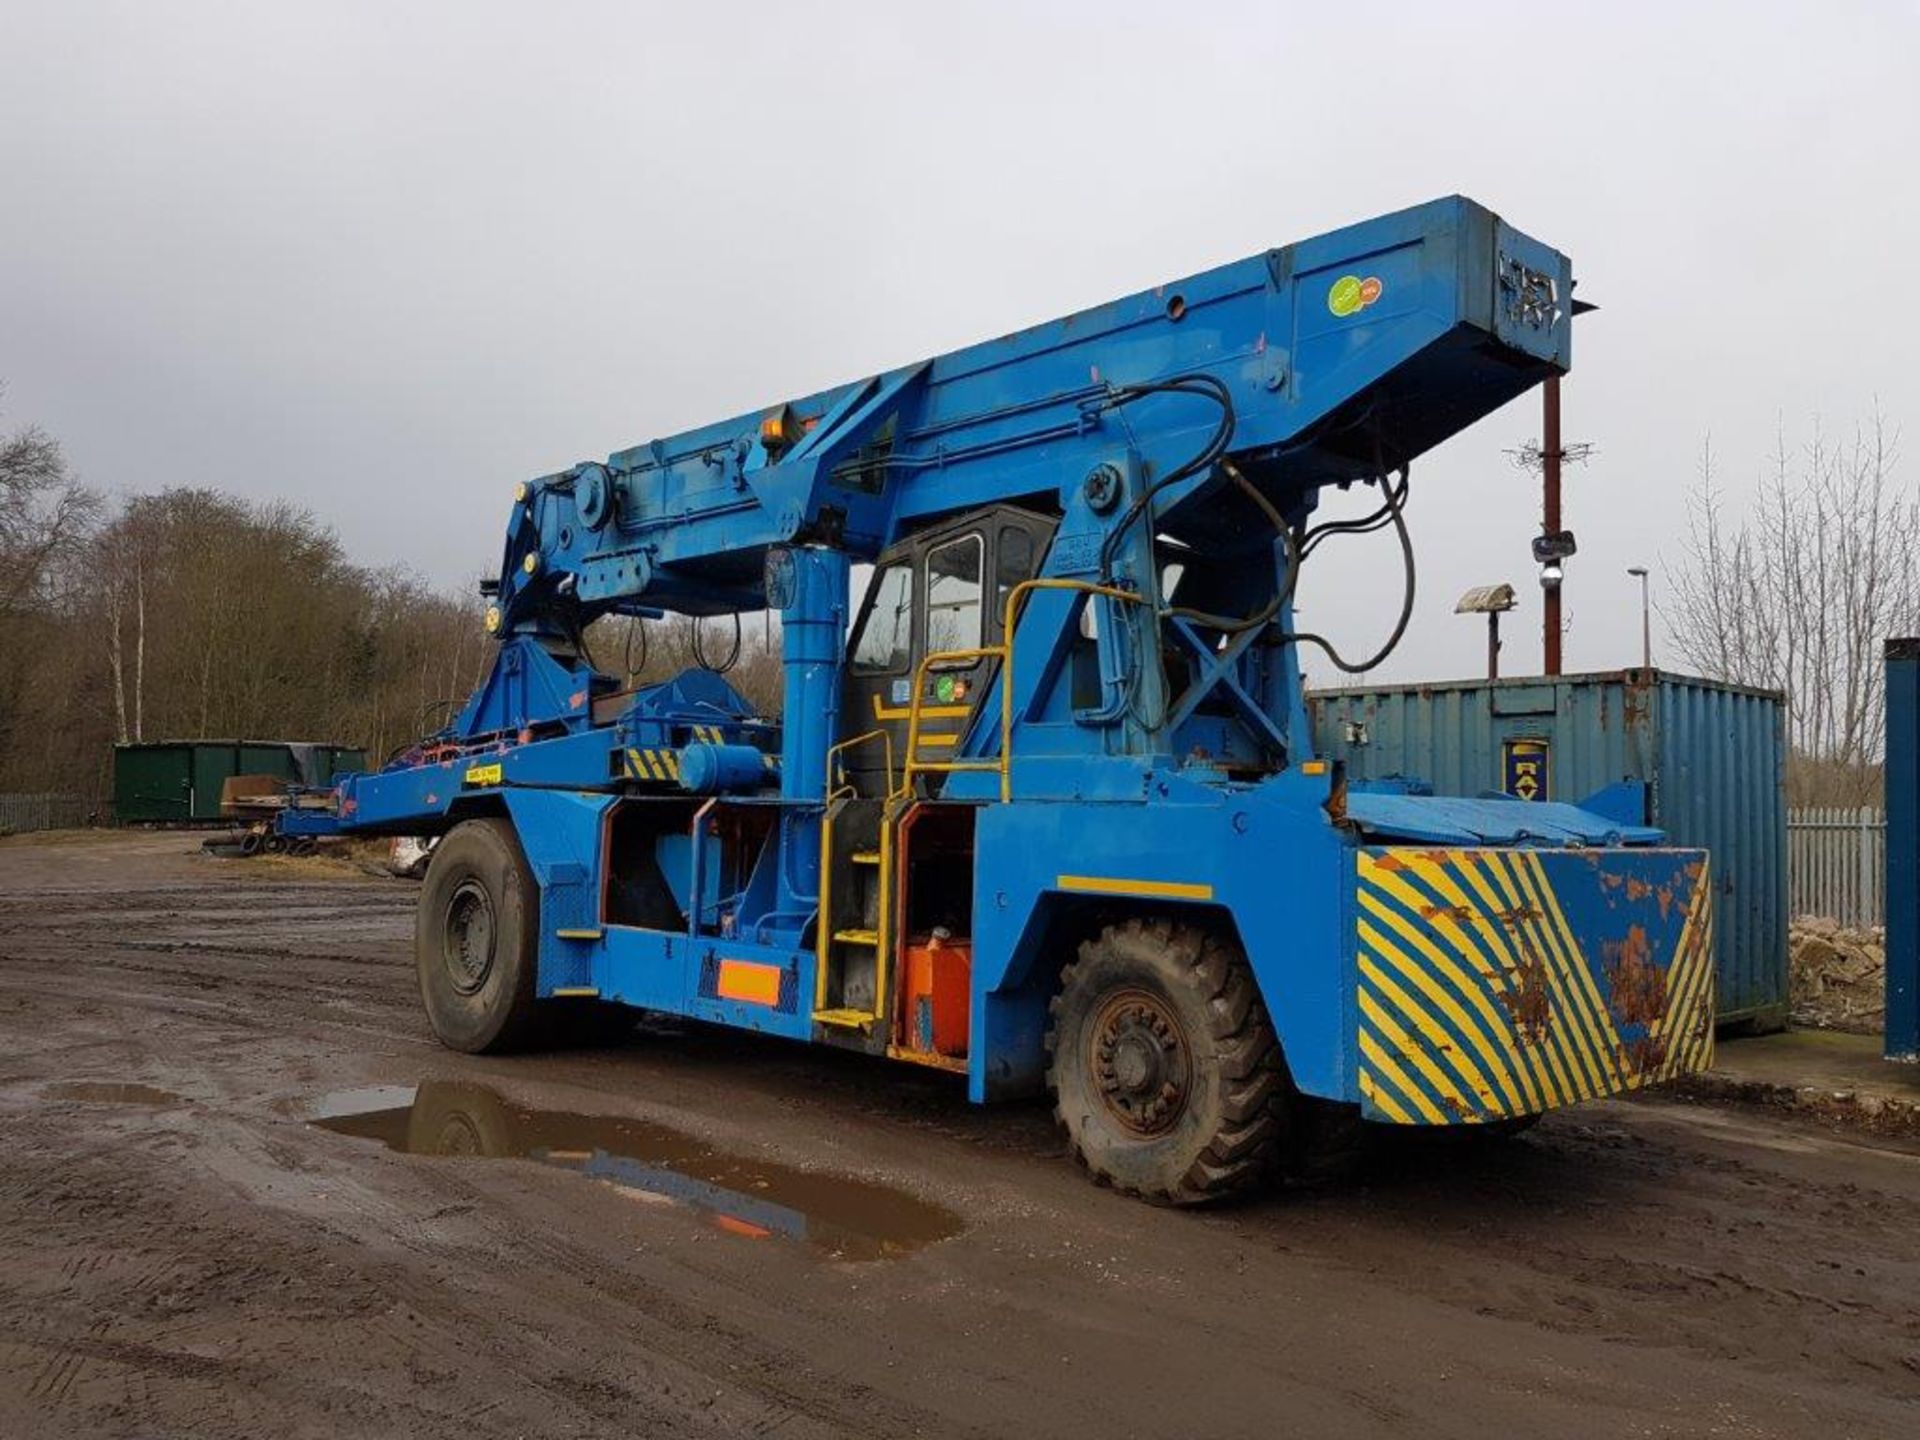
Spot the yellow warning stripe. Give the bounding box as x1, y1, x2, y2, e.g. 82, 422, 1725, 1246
1496, 853, 1620, 1094
1357, 1028, 1448, 1124
1358, 970, 1502, 1119
1435, 852, 1574, 1107
1515, 852, 1631, 1083
1646, 862, 1709, 1046
1356, 909, 1531, 1114
1056, 875, 1214, 901
1359, 892, 1543, 1113
1478, 855, 1607, 1100
1357, 877, 1536, 1112
1357, 847, 1718, 1123
1374, 856, 1551, 1113
1472, 853, 1596, 1098
1358, 1065, 1419, 1126
1441, 856, 1584, 1107
1659, 872, 1717, 1078
625, 747, 684, 783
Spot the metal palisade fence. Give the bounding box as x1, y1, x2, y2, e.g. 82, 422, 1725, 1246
0, 793, 92, 835
1787, 806, 1886, 927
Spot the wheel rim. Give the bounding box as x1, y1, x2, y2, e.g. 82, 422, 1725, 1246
442, 879, 497, 996
1089, 986, 1191, 1137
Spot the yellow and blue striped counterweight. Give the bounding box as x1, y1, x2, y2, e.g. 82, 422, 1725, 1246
1354, 845, 1715, 1125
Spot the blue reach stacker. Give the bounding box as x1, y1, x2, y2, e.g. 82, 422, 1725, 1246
285, 196, 1716, 1203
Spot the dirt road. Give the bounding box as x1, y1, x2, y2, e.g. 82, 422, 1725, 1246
2, 832, 1916, 1439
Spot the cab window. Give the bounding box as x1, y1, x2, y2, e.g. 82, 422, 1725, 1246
851, 562, 913, 673
925, 535, 984, 658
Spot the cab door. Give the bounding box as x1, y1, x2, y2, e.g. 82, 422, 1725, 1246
836, 508, 1052, 797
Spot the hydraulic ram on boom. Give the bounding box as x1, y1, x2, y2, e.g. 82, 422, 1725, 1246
287, 196, 1715, 1203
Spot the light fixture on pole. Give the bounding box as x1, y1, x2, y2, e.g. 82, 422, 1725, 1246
1456, 583, 1518, 680
1628, 565, 1651, 670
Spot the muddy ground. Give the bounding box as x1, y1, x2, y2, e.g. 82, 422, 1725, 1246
2, 832, 1917, 1439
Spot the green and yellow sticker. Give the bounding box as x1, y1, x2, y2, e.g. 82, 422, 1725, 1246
1328, 273, 1384, 318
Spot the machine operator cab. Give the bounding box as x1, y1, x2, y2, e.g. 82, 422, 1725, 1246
837, 504, 1056, 797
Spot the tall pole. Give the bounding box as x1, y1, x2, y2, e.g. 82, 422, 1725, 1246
1542, 376, 1563, 675
1638, 569, 1651, 669
1628, 566, 1652, 669
1887, 639, 1920, 1060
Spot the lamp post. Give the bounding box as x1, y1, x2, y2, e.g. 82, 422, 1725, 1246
1627, 565, 1651, 670
1456, 584, 1518, 681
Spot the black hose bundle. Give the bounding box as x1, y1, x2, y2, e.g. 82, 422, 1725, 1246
1092, 376, 1237, 581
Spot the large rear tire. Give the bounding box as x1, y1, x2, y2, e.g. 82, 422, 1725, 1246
417, 818, 543, 1054
1047, 918, 1287, 1205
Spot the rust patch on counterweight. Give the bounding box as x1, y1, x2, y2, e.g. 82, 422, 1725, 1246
1499, 941, 1554, 1046
1603, 924, 1668, 1026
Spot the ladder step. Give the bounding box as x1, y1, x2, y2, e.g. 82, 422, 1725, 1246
850, 850, 881, 865
813, 1007, 878, 1030
832, 928, 880, 947
554, 927, 604, 941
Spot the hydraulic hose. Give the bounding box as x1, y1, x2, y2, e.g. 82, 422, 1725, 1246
1161, 457, 1417, 675
1161, 461, 1295, 634
1283, 464, 1417, 674
691, 611, 743, 672
1092, 376, 1237, 581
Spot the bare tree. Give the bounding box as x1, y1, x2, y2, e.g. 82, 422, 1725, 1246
0, 398, 101, 614
1666, 410, 1916, 804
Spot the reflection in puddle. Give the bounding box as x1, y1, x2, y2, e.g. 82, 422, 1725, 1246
311, 1081, 961, 1262
43, 1081, 183, 1107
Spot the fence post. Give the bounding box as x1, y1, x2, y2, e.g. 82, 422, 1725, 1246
1887, 640, 1919, 1061
1859, 807, 1875, 930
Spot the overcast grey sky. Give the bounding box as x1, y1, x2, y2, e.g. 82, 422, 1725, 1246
3, 2, 1915, 684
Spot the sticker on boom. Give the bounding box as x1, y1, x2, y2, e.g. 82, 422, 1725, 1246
1327, 273, 1384, 318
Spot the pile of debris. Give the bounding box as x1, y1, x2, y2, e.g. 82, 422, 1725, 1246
1790, 917, 1885, 1034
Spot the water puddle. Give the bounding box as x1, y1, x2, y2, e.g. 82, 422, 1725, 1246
42, 1081, 183, 1107
309, 1081, 961, 1262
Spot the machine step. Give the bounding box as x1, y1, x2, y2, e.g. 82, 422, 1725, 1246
832, 927, 880, 947
812, 1007, 878, 1030
554, 927, 604, 941
850, 850, 881, 865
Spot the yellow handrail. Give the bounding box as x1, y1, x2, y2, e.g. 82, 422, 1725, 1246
898, 644, 1006, 800
894, 578, 1146, 804
825, 726, 895, 802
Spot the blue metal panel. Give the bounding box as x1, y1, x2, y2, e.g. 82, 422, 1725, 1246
969, 767, 1354, 1105
1887, 639, 1919, 1060
1310, 670, 1788, 1026
502, 787, 616, 995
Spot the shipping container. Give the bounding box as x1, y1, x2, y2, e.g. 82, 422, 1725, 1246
112, 741, 368, 824
1309, 669, 1788, 1029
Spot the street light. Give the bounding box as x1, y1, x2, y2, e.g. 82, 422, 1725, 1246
1456, 583, 1518, 680
1628, 565, 1651, 670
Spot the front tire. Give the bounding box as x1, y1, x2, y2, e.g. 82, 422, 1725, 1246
417, 818, 542, 1054
1047, 918, 1287, 1205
